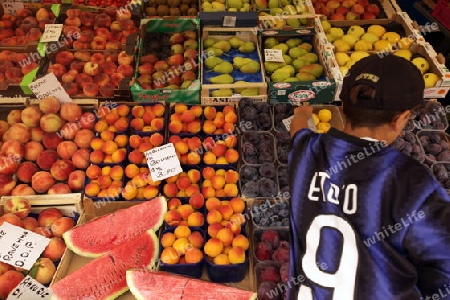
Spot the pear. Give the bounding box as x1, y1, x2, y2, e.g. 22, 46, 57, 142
271, 71, 291, 82
282, 55, 292, 65
361, 32, 379, 44
212, 1, 226, 10
270, 7, 283, 15
238, 41, 256, 53
423, 73, 439, 88
292, 58, 307, 71
264, 61, 284, 73
283, 4, 297, 15
240, 60, 261, 73
296, 72, 316, 81
264, 37, 279, 48
333, 39, 351, 52
205, 57, 224, 69
280, 0, 288, 6
268, 0, 278, 8
286, 19, 301, 28
205, 47, 223, 57
204, 37, 218, 48
285, 77, 300, 82
209, 74, 234, 84
229, 36, 245, 48
271, 43, 289, 54
228, 0, 243, 9
240, 88, 260, 96
240, 3, 251, 11
329, 28, 344, 39
299, 53, 318, 64
354, 40, 372, 52
212, 89, 233, 97
347, 25, 365, 38
300, 64, 323, 78
233, 57, 253, 68
181, 80, 193, 90
233, 81, 248, 93
278, 65, 295, 77
213, 61, 234, 74
298, 42, 312, 52
288, 47, 307, 59
286, 38, 302, 48
212, 40, 231, 52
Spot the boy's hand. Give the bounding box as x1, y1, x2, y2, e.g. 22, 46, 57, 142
290, 105, 314, 137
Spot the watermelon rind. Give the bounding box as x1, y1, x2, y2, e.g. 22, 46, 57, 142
63, 196, 167, 258
50, 230, 159, 300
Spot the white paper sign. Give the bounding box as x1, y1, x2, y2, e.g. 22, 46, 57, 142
2, 0, 24, 15
145, 143, 183, 181
28, 73, 72, 103
283, 115, 317, 132
40, 24, 63, 43
0, 223, 50, 270
264, 49, 284, 62
223, 16, 236, 27
7, 276, 52, 300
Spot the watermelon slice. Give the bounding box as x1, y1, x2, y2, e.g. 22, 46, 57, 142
126, 269, 257, 300
51, 230, 159, 300
64, 197, 167, 257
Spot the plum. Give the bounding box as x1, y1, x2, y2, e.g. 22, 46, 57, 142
259, 178, 279, 197
239, 100, 273, 131
256, 242, 273, 261
438, 150, 450, 161
273, 241, 290, 263
261, 230, 280, 248
259, 163, 277, 179
280, 263, 290, 284
392, 138, 405, 151
258, 281, 280, 300
241, 165, 259, 182
242, 181, 260, 198
427, 144, 442, 156
260, 265, 280, 283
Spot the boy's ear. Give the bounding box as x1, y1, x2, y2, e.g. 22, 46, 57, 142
393, 110, 411, 132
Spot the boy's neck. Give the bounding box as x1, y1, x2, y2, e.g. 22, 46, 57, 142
343, 123, 396, 144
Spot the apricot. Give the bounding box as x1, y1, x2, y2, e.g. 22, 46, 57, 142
224, 183, 239, 197
224, 148, 239, 163
178, 204, 194, 220
203, 106, 216, 120
164, 209, 182, 225
174, 225, 191, 239
204, 238, 223, 258
203, 151, 216, 164
129, 135, 142, 148
213, 253, 230, 265
167, 198, 182, 210
205, 197, 221, 211
218, 204, 234, 221
176, 175, 191, 190
228, 246, 245, 264
224, 135, 238, 148
185, 247, 203, 264
211, 175, 226, 190
168, 120, 182, 134
85, 182, 100, 197
187, 212, 204, 227
202, 167, 215, 180
187, 169, 200, 184
149, 132, 164, 147
110, 165, 123, 181
203, 120, 216, 135
188, 231, 204, 248
216, 228, 234, 247
226, 219, 241, 235
172, 237, 190, 255
188, 193, 204, 209
161, 232, 176, 248
160, 247, 179, 265
207, 209, 222, 225
225, 170, 239, 184
122, 183, 138, 200
202, 186, 216, 198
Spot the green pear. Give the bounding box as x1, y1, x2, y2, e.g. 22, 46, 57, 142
326, 33, 336, 43
264, 61, 284, 73
347, 25, 365, 38
233, 81, 248, 93
360, 32, 379, 45
264, 37, 279, 48
213, 61, 234, 74
240, 60, 261, 73
181, 80, 193, 89
212, 89, 233, 97
298, 42, 312, 52
286, 18, 301, 28
271, 43, 289, 54
268, 0, 278, 9
209, 74, 234, 84
233, 57, 253, 68
292, 58, 307, 71
238, 41, 255, 53
228, 0, 243, 9
205, 47, 223, 57
270, 7, 283, 15
283, 4, 297, 15
212, 40, 231, 52
280, 0, 288, 6
329, 27, 344, 39
240, 88, 259, 96
285, 77, 300, 82
205, 57, 224, 69
278, 65, 295, 76
229, 36, 245, 48
300, 64, 323, 78
299, 53, 318, 64
282, 54, 292, 65
288, 47, 307, 59
295, 72, 316, 81
286, 38, 302, 48
271, 70, 291, 82
204, 37, 218, 48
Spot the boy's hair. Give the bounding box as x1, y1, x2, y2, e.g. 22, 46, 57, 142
343, 84, 404, 128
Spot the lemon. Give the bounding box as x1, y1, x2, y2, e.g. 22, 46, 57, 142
312, 113, 320, 126
317, 122, 331, 133
318, 109, 332, 123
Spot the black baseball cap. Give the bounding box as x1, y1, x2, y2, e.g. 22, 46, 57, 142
339, 54, 425, 111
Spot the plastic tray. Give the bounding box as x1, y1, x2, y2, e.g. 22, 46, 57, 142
238, 99, 273, 132
248, 198, 290, 229
240, 131, 276, 165
416, 130, 450, 166
239, 164, 279, 199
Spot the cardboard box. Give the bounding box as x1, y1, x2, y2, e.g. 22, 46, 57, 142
201, 27, 267, 104
51, 198, 256, 298
255, 0, 316, 30
325, 0, 396, 26
130, 17, 201, 104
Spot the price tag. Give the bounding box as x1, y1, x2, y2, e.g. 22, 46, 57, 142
7, 276, 52, 300
282, 115, 317, 132
145, 143, 183, 181
2, 0, 24, 15
40, 24, 63, 43
28, 73, 72, 103
264, 49, 284, 62
0, 223, 50, 270
223, 16, 236, 27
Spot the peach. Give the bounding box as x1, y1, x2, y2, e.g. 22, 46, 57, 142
72, 148, 90, 169
60, 102, 82, 123
59, 122, 79, 140
40, 113, 62, 133
0, 154, 19, 176
160, 247, 179, 265
187, 212, 204, 227
42, 237, 66, 262
36, 150, 58, 171
3, 123, 30, 144
149, 133, 164, 147
228, 246, 245, 264
42, 132, 63, 150
177, 204, 194, 220
3, 196, 31, 219
167, 198, 182, 210
39, 96, 60, 114
189, 193, 204, 209
0, 213, 22, 227
2, 140, 24, 159
188, 231, 204, 249
30, 128, 45, 143
6, 110, 21, 125
224, 183, 239, 197
32, 257, 56, 285
51, 216, 75, 238
50, 159, 75, 181
68, 170, 85, 192
205, 197, 221, 211
11, 184, 36, 196
207, 209, 222, 225
0, 270, 25, 299
62, 69, 79, 83
163, 183, 179, 198
36, 207, 62, 228
20, 105, 41, 128
33, 226, 53, 238
32, 171, 55, 194
204, 238, 223, 258
80, 112, 96, 130
16, 161, 39, 183
161, 232, 177, 248
22, 216, 39, 231
0, 121, 9, 139
74, 129, 94, 148
48, 183, 72, 194
0, 174, 16, 195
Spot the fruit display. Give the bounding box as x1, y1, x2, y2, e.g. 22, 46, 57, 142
239, 99, 272, 131
202, 136, 240, 165
241, 131, 275, 164
126, 269, 257, 299
169, 104, 203, 135
256, 0, 313, 29
417, 131, 450, 165
250, 200, 290, 227
313, 0, 383, 20
163, 169, 202, 198
89, 132, 128, 164
205, 197, 246, 231
0, 50, 41, 90
203, 105, 238, 135
94, 103, 130, 133
262, 34, 325, 83
128, 133, 165, 164
145, 0, 199, 16
164, 195, 205, 227
84, 164, 124, 199
201, 0, 252, 12
0, 7, 57, 47
130, 103, 166, 133
59, 7, 138, 50
254, 229, 289, 262
241, 163, 278, 198
122, 165, 161, 200
408, 101, 448, 131
432, 163, 450, 191
169, 135, 202, 165
72, 0, 126, 7
256, 262, 289, 300
202, 167, 240, 198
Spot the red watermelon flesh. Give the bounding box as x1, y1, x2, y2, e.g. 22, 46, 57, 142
51, 230, 159, 300
126, 270, 257, 300
63, 197, 167, 258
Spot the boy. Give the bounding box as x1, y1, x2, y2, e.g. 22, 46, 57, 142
287, 54, 450, 299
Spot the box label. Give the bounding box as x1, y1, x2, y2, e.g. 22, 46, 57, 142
0, 223, 50, 270
145, 143, 183, 181
40, 24, 63, 43
2, 0, 24, 15
7, 276, 52, 300
223, 16, 236, 27
264, 49, 284, 62
28, 73, 72, 103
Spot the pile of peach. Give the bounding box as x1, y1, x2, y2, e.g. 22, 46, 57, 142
0, 198, 75, 297
128, 133, 165, 165
202, 136, 239, 165
130, 104, 165, 133
0, 8, 56, 47
162, 169, 201, 198
201, 167, 239, 198
61, 7, 137, 50
84, 164, 124, 199
169, 104, 203, 135
50, 50, 135, 97
136, 30, 198, 90
122, 165, 161, 201
0, 99, 96, 196
203, 197, 248, 265
0, 50, 40, 86
203, 105, 237, 135
94, 104, 130, 133
89, 131, 127, 164
160, 226, 205, 265
169, 135, 202, 165
164, 194, 205, 227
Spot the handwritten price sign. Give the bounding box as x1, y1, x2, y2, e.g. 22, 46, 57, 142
2, 0, 24, 15
264, 49, 284, 63
28, 73, 72, 103
0, 223, 50, 271
145, 143, 182, 181
7, 276, 52, 300
40, 24, 63, 43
